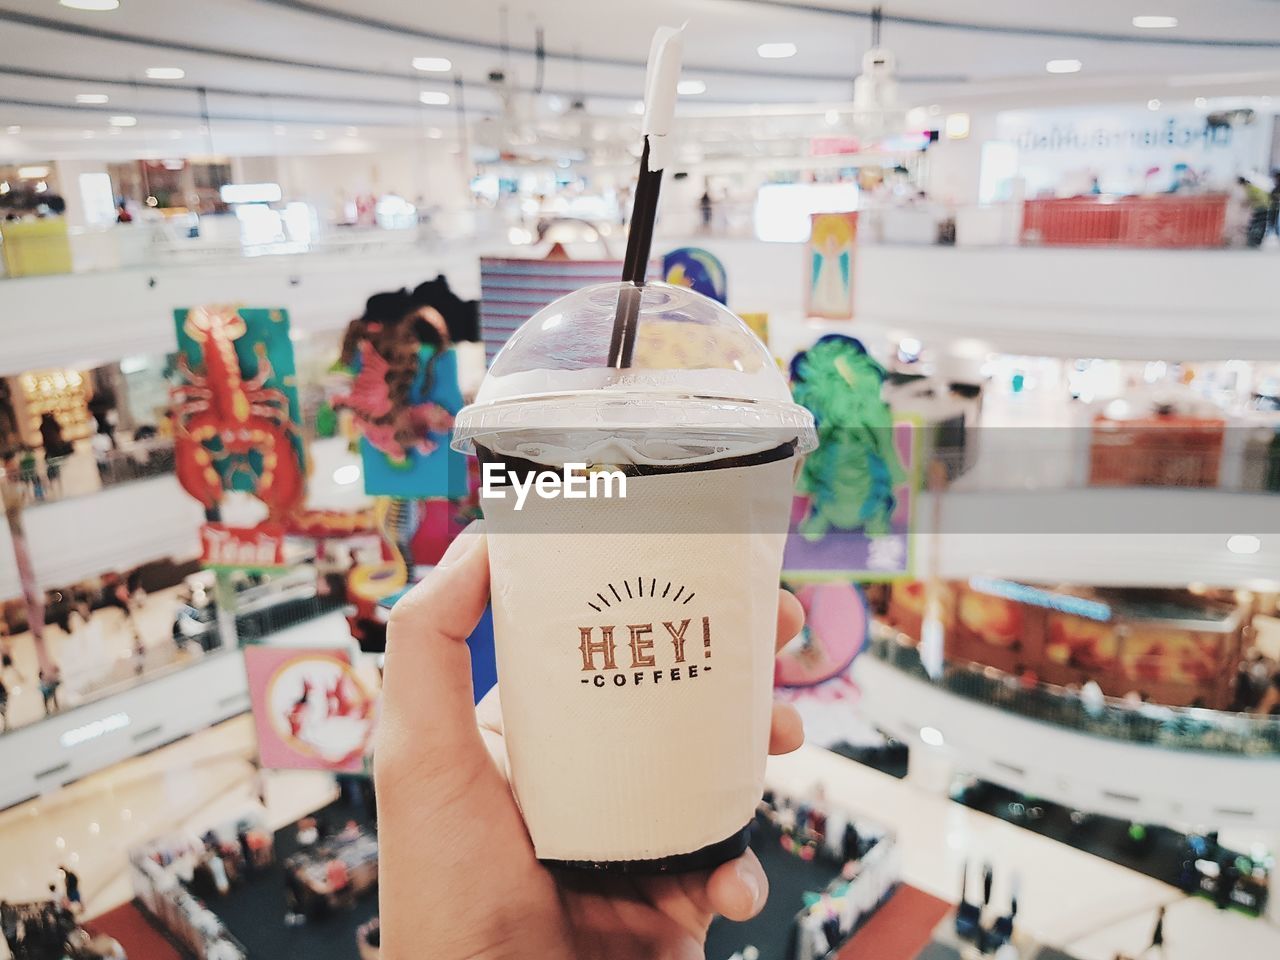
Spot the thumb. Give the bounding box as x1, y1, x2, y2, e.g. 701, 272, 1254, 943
377, 523, 490, 788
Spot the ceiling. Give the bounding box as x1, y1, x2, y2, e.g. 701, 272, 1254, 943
4, 0, 1280, 160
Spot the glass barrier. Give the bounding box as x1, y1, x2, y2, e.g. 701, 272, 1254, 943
929, 438, 1280, 497
866, 630, 1280, 756
2, 440, 176, 507
0, 581, 342, 739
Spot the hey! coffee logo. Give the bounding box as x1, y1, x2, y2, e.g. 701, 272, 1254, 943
578, 577, 712, 689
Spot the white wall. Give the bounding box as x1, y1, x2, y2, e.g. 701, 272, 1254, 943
52, 158, 113, 229
0, 246, 481, 375
22, 475, 204, 588
856, 654, 1280, 830
0, 650, 249, 809
7, 239, 1280, 377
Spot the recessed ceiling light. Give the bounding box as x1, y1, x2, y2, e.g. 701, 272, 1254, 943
145, 67, 185, 80
1046, 59, 1083, 74
1147, 98, 1162, 111
824, 109, 840, 126
920, 726, 945, 747
419, 90, 450, 105
17, 166, 49, 179
677, 79, 706, 96
108, 115, 137, 127
944, 112, 971, 139
75, 93, 109, 104
757, 42, 797, 59
1132, 15, 1178, 29
59, 0, 119, 10
1194, 96, 1208, 108
1227, 534, 1261, 555
426, 127, 443, 139
5, 125, 20, 135
412, 56, 452, 72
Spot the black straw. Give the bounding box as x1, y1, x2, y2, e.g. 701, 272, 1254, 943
609, 136, 664, 368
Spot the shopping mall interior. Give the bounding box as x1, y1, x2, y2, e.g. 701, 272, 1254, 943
1, 1, 1279, 958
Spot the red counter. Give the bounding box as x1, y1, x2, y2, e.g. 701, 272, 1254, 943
1022, 195, 1227, 248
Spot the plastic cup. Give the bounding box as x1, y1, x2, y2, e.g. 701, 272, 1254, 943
453, 281, 816, 871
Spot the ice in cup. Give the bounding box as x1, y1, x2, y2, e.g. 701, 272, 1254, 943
452, 280, 816, 871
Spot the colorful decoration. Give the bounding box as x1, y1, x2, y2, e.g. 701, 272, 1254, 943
286, 507, 377, 539
331, 294, 466, 499
784, 335, 916, 580
774, 582, 869, 688
171, 306, 306, 520
805, 212, 857, 320
244, 647, 376, 773
739, 312, 770, 347
662, 246, 728, 303
480, 257, 654, 364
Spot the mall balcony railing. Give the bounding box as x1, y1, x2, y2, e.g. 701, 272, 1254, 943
866, 629, 1280, 756
656, 193, 1257, 249
927, 438, 1280, 496
1, 439, 176, 507
0, 580, 342, 740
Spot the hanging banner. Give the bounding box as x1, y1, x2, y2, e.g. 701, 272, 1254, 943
330, 293, 466, 500
244, 646, 376, 773
805, 212, 858, 320
479, 257, 658, 364
662, 246, 728, 303
171, 306, 307, 520
783, 335, 918, 580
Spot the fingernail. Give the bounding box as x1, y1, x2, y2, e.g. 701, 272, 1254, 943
735, 859, 763, 912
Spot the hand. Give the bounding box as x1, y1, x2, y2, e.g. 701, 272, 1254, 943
376, 523, 806, 960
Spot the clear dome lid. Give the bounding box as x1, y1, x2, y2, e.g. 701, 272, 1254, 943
453, 281, 816, 455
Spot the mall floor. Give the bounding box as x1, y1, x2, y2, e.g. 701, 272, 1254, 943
1, 713, 1275, 960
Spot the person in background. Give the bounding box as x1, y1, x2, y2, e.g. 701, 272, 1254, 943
0, 624, 23, 685
0, 900, 17, 953
60, 866, 81, 913
115, 201, 133, 224
19, 445, 43, 501
698, 183, 714, 233
1254, 670, 1280, 717
38, 413, 73, 498
39, 665, 62, 715
100, 572, 142, 642
0, 676, 9, 732
1080, 678, 1106, 716
1268, 168, 1280, 239
90, 427, 114, 482
1141, 906, 1172, 957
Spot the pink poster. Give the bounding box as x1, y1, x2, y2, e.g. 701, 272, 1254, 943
244, 646, 376, 772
